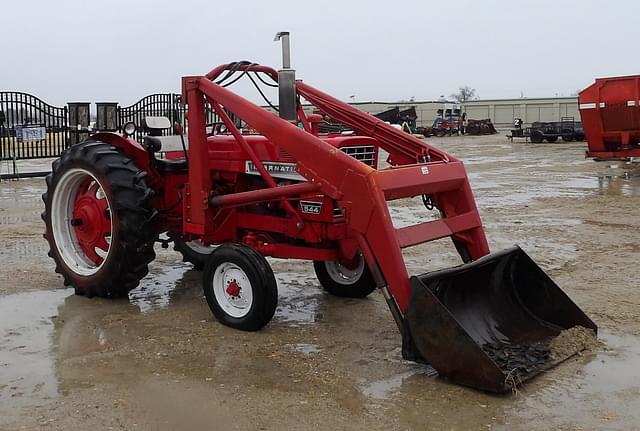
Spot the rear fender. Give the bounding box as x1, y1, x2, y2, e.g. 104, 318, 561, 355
90, 132, 155, 180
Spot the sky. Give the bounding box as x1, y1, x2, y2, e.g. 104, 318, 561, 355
1, 0, 638, 106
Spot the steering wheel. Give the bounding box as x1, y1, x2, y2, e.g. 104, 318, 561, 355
205, 122, 228, 136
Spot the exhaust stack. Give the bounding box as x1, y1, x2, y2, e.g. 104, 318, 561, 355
274, 31, 297, 122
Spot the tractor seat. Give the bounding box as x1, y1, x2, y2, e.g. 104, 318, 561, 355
143, 135, 189, 153
155, 158, 188, 173
144, 136, 189, 173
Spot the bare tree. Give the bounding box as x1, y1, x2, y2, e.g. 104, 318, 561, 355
450, 86, 476, 103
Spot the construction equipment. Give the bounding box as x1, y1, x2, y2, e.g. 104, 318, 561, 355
42, 33, 596, 393
432, 104, 463, 136
580, 75, 640, 159
373, 106, 418, 129
465, 118, 497, 136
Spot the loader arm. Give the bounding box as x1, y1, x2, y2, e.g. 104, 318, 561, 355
295, 82, 452, 166
182, 69, 489, 313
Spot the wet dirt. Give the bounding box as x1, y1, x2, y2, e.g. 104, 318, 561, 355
1, 134, 640, 430
549, 326, 598, 361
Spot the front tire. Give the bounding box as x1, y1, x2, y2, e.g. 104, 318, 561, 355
42, 141, 156, 298
203, 243, 277, 331
313, 254, 376, 298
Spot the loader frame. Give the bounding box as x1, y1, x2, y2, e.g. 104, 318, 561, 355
179, 63, 489, 314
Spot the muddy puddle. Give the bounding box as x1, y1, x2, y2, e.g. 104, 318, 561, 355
596, 162, 640, 197
0, 263, 325, 410
0, 183, 43, 209
0, 273, 638, 430
273, 269, 323, 325
359, 365, 436, 400
0, 288, 72, 408
501, 332, 640, 430
124, 258, 323, 324
128, 262, 194, 313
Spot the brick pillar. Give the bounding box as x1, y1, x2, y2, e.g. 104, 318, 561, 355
96, 102, 118, 132
67, 102, 90, 145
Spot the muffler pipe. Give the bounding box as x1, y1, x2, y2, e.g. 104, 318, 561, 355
274, 31, 297, 123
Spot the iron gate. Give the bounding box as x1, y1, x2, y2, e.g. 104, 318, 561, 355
0, 91, 241, 179
117, 93, 186, 142
116, 93, 231, 141
0, 92, 68, 161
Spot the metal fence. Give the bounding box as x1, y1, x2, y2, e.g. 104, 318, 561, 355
0, 91, 241, 179
117, 93, 186, 142
115, 93, 232, 141
0, 92, 68, 161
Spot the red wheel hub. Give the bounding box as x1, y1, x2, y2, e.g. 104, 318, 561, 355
226, 280, 241, 297
72, 178, 111, 265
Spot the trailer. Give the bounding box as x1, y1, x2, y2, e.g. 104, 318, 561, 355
509, 117, 585, 143
579, 75, 640, 159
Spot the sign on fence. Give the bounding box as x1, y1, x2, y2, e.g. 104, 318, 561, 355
15, 125, 46, 142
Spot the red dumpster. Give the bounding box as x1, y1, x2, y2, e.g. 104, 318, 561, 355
579, 75, 640, 159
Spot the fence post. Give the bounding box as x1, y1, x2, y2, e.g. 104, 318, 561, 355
67, 102, 90, 145
96, 102, 118, 132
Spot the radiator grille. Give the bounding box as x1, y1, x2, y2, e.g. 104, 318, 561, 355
340, 145, 376, 167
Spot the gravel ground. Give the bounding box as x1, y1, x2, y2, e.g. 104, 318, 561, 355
1, 134, 639, 430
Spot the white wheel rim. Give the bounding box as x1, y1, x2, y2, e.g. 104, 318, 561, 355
212, 262, 253, 318
186, 239, 214, 255
50, 168, 113, 276
324, 255, 365, 286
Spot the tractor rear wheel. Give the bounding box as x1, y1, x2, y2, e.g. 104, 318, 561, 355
313, 254, 376, 298
203, 243, 277, 331
173, 236, 215, 270
42, 141, 157, 298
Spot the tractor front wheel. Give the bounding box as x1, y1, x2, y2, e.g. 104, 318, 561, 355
313, 254, 376, 298
42, 141, 157, 298
203, 243, 277, 331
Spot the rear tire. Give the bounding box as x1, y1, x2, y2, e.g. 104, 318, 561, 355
203, 243, 277, 331
173, 236, 215, 270
313, 254, 376, 298
42, 141, 156, 298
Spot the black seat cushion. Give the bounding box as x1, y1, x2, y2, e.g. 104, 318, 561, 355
155, 158, 188, 173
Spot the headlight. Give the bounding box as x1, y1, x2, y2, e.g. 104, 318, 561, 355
123, 122, 136, 137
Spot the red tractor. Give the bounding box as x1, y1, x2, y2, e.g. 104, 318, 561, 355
43, 33, 595, 392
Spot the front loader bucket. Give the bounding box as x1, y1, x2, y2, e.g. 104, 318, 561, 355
404, 246, 596, 393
